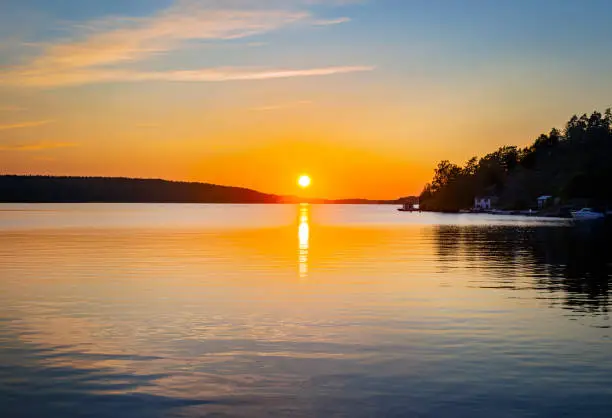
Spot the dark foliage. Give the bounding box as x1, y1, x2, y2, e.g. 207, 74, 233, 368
420, 110, 612, 211
0, 176, 283, 203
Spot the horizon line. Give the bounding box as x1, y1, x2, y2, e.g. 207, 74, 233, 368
0, 174, 416, 202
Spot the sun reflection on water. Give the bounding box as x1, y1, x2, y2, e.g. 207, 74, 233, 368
298, 204, 310, 278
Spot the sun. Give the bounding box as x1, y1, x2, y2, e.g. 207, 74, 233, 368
298, 175, 311, 189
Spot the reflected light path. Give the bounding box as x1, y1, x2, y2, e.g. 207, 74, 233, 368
298, 204, 310, 278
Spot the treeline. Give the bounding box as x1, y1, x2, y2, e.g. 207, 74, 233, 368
420, 109, 612, 211
0, 176, 283, 203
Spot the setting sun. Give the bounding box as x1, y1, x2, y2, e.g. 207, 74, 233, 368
298, 175, 312, 189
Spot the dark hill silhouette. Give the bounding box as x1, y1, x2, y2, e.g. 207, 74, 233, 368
0, 176, 282, 203
0, 175, 411, 204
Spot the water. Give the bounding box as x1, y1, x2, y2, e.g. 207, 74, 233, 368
0, 204, 611, 417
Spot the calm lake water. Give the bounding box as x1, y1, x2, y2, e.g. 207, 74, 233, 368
1, 204, 611, 417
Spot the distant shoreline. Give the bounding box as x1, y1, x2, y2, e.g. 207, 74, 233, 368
0, 175, 413, 205
0, 201, 398, 205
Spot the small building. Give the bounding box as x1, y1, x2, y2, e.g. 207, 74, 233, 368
537, 195, 553, 209
398, 196, 419, 211
474, 196, 498, 210
399, 202, 420, 211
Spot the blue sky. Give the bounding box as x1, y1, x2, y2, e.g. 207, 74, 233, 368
4, 0, 612, 73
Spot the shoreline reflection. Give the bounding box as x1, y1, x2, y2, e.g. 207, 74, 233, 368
434, 224, 612, 318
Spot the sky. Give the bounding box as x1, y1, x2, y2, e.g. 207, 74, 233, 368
1, 0, 612, 199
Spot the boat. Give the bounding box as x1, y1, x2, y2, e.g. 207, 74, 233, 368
570, 208, 605, 221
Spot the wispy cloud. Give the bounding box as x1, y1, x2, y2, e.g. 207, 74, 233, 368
251, 100, 313, 111
0, 1, 371, 87
0, 106, 26, 112
0, 141, 75, 151
29, 8, 308, 71
4, 66, 373, 87
312, 17, 351, 26
0, 120, 53, 131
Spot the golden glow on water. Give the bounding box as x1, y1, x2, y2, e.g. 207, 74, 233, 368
298, 204, 310, 278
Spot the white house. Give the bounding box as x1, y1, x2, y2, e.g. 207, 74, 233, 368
474, 196, 497, 210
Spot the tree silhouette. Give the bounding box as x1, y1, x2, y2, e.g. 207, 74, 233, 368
420, 109, 612, 211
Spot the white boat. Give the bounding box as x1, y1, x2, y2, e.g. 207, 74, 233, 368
570, 208, 605, 220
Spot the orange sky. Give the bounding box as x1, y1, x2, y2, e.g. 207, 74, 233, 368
1, 0, 612, 199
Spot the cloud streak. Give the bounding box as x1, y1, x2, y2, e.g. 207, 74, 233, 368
0, 120, 53, 131
30, 8, 308, 71
0, 106, 26, 112
251, 100, 313, 111
0, 0, 371, 87
5, 66, 374, 87
312, 17, 351, 26
0, 142, 75, 151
